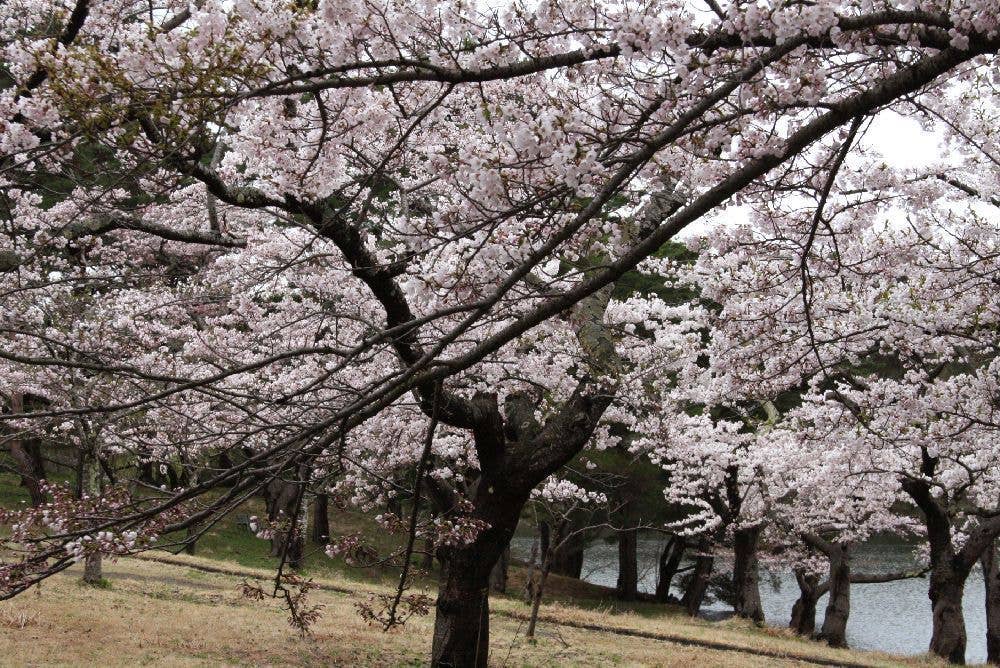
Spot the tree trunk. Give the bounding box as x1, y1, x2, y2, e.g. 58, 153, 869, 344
83, 553, 103, 584
184, 524, 197, 555
616, 526, 639, 601
983, 540, 1000, 664
264, 478, 302, 560
790, 569, 822, 636
490, 545, 510, 594
82, 452, 102, 584
732, 525, 764, 623
7, 393, 45, 507
430, 488, 526, 667
929, 568, 968, 664
655, 535, 686, 603
818, 543, 851, 647
682, 541, 714, 617
549, 534, 585, 579
526, 558, 551, 639
311, 493, 330, 545
422, 531, 436, 571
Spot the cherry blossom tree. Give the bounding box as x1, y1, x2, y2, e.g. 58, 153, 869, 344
1, 1, 999, 665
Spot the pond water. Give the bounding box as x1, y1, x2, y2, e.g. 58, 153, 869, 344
510, 536, 989, 664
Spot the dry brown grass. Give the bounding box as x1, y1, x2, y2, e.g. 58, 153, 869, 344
0, 555, 953, 667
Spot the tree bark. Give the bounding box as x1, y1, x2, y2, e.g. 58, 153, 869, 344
790, 569, 823, 636
617, 526, 639, 601
982, 540, 1000, 664
902, 474, 979, 664
311, 493, 330, 545
732, 525, 764, 623
682, 540, 714, 617
929, 573, 968, 664
655, 535, 686, 602
430, 486, 527, 667
819, 543, 852, 647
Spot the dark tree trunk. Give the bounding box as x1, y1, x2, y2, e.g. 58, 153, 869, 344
790, 569, 822, 636
732, 525, 764, 623
264, 478, 304, 565
422, 531, 436, 571
902, 474, 979, 664
388, 493, 403, 519
682, 540, 714, 617
184, 525, 197, 555
818, 543, 852, 647
929, 573, 968, 664
549, 532, 585, 579
490, 545, 510, 594
617, 526, 639, 601
311, 493, 330, 545
7, 394, 46, 507
430, 487, 526, 667
982, 540, 1000, 664
655, 535, 687, 603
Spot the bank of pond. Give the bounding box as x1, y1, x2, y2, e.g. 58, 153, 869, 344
510, 536, 989, 664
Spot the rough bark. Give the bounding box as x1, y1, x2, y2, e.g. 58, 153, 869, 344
819, 543, 852, 647
901, 473, 986, 664
790, 569, 823, 636
732, 525, 765, 623
682, 541, 714, 617
930, 574, 968, 664
617, 526, 639, 601
982, 540, 1000, 664
83, 553, 103, 584
311, 493, 330, 545
655, 535, 687, 603
430, 486, 527, 667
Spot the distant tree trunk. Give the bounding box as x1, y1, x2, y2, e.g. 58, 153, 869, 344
682, 540, 714, 617
982, 540, 1000, 665
549, 532, 585, 579
422, 531, 436, 571
655, 535, 686, 602
184, 524, 197, 555
388, 493, 403, 519
616, 526, 639, 601
818, 542, 852, 647
490, 545, 510, 594
732, 525, 764, 623
311, 493, 330, 545
264, 478, 304, 565
790, 569, 823, 636
7, 393, 46, 507
82, 451, 103, 584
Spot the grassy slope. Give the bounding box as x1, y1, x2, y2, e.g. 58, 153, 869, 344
0, 474, 957, 666
0, 555, 949, 668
